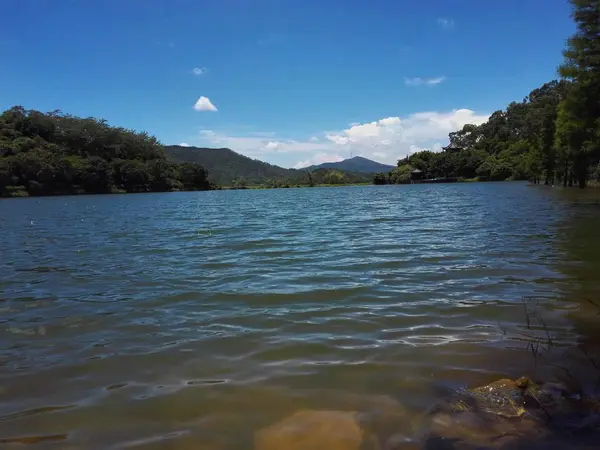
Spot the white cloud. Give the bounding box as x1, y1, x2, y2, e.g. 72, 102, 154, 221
179, 142, 190, 147
198, 130, 327, 156
192, 67, 208, 76
378, 117, 401, 126
192, 109, 489, 168
437, 18, 455, 29
294, 153, 344, 169
193, 96, 218, 112
404, 76, 446, 87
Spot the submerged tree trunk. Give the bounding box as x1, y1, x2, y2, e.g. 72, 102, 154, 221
544, 157, 555, 185
575, 153, 588, 189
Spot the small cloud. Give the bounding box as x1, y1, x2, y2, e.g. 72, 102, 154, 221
264, 141, 280, 150
179, 142, 190, 147
193, 96, 218, 112
404, 76, 446, 87
437, 18, 455, 29
192, 67, 207, 76
308, 136, 319, 142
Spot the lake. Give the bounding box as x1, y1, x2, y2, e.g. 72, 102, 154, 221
1, 182, 600, 449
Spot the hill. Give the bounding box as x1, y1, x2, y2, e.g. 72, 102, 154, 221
165, 145, 296, 186
165, 145, 374, 187
304, 156, 395, 173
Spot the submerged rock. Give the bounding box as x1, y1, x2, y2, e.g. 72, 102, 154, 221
416, 376, 600, 449
254, 410, 365, 450
254, 395, 416, 450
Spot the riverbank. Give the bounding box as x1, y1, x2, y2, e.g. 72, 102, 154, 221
0, 185, 215, 198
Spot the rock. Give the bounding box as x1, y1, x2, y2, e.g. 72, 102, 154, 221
416, 378, 551, 449
467, 378, 526, 418
254, 410, 365, 450
355, 395, 414, 448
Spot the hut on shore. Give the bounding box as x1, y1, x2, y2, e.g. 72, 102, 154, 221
410, 169, 424, 181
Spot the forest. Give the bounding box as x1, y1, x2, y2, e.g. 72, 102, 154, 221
378, 0, 600, 188
0, 107, 213, 197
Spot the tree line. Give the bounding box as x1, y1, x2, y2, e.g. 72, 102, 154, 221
375, 0, 600, 188
0, 107, 213, 197
232, 168, 371, 189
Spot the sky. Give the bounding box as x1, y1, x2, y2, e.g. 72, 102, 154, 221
1, 0, 575, 169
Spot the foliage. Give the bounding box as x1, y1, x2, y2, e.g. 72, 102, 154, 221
380, 1, 600, 189
385, 80, 571, 185
293, 168, 370, 186
373, 172, 389, 185
0, 107, 212, 196
390, 164, 414, 184
232, 176, 248, 189
557, 0, 600, 188
322, 169, 346, 185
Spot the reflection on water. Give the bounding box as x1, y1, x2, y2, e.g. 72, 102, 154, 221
1, 183, 600, 448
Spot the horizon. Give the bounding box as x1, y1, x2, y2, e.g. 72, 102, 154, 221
2, 0, 574, 169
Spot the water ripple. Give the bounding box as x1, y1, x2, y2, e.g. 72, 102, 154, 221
0, 183, 594, 448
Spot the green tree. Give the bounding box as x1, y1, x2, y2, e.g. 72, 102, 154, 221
232, 176, 248, 189
373, 172, 389, 185
323, 170, 346, 185
390, 164, 413, 184
557, 0, 600, 188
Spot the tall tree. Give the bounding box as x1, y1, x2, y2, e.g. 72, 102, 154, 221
558, 0, 600, 188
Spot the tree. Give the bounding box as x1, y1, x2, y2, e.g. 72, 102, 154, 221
232, 176, 248, 189
179, 163, 211, 190
373, 173, 388, 185
323, 170, 346, 185
390, 164, 413, 184
557, 0, 600, 188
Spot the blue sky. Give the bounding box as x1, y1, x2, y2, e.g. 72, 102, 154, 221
1, 0, 574, 168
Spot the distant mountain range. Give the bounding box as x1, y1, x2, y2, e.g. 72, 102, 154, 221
165, 145, 296, 186
164, 146, 387, 186
304, 156, 395, 173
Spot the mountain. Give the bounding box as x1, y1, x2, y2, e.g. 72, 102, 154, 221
304, 156, 395, 173
164, 145, 296, 186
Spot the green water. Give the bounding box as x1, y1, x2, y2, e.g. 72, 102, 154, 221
1, 183, 600, 449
